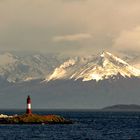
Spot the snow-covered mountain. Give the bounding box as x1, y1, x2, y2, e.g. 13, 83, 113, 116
0, 51, 140, 83
0, 51, 140, 109
0, 52, 67, 82
46, 52, 140, 82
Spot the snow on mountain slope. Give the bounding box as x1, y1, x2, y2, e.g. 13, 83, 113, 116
47, 59, 76, 80
46, 52, 140, 82
0, 52, 66, 82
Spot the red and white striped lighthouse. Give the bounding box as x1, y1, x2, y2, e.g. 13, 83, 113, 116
26, 95, 32, 114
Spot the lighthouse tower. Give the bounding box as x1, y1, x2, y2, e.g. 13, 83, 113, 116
26, 95, 32, 114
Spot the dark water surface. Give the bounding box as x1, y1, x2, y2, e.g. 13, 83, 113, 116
0, 110, 140, 140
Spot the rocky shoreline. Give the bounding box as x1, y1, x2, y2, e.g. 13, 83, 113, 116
0, 114, 73, 124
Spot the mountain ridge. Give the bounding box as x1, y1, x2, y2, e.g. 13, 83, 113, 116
46, 51, 140, 82
0, 51, 139, 83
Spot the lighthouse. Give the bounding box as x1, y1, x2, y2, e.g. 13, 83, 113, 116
26, 95, 32, 114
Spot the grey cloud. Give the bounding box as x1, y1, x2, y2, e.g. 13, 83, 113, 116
0, 0, 140, 55
53, 33, 92, 42
113, 26, 140, 52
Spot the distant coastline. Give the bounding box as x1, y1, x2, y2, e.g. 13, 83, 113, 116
102, 104, 140, 111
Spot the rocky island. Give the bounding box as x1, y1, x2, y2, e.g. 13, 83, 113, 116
0, 96, 72, 124
0, 114, 72, 124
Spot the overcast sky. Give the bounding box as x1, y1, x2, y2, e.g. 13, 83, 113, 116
0, 0, 140, 55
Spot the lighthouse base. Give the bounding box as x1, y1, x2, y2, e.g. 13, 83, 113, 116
26, 109, 32, 114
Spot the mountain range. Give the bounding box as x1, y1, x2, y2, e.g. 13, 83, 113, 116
0, 51, 140, 109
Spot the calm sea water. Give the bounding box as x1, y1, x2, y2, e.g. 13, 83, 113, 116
0, 110, 140, 140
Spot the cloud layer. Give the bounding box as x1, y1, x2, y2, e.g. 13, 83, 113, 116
0, 0, 140, 55
113, 26, 140, 52
53, 33, 92, 42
